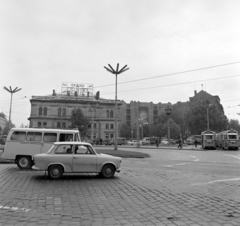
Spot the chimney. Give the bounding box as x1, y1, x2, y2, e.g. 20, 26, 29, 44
52, 90, 56, 96
194, 90, 197, 96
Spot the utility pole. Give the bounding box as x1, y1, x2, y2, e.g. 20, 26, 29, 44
104, 64, 129, 150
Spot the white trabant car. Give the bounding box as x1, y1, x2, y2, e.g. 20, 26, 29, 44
32, 142, 122, 179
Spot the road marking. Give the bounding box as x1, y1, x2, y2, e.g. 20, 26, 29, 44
224, 154, 240, 160
163, 155, 199, 167
191, 177, 240, 186
0, 205, 34, 212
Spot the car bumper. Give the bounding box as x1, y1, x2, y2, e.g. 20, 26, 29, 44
116, 167, 121, 173
32, 165, 41, 171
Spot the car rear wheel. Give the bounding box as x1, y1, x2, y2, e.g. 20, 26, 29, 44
16, 156, 32, 169
101, 164, 115, 178
48, 165, 63, 180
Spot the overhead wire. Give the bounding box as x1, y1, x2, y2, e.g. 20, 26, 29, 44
101, 74, 240, 95
96, 61, 240, 88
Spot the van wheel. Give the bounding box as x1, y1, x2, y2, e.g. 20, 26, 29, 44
48, 165, 63, 180
101, 164, 115, 178
17, 156, 32, 169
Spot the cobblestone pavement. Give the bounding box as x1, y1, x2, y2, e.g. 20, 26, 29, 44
0, 148, 240, 226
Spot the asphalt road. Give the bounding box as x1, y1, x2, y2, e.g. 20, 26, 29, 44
0, 147, 240, 225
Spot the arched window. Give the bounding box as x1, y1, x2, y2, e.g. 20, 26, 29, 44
39, 107, 42, 115
62, 108, 66, 117
44, 107, 47, 115
110, 110, 114, 118
58, 108, 61, 116
106, 110, 110, 118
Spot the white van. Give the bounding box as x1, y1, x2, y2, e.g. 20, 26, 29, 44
2, 128, 81, 169
142, 137, 150, 145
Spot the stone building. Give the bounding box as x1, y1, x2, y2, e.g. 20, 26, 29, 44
28, 90, 121, 141
28, 88, 224, 141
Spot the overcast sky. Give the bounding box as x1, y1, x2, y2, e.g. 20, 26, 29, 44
1, 0, 240, 127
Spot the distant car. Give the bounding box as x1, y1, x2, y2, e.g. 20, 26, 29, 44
32, 142, 122, 179
128, 140, 142, 145
161, 140, 169, 145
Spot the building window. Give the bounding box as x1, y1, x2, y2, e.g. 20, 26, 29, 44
106, 110, 110, 118
93, 133, 96, 139
39, 107, 42, 115
57, 122, 61, 128
43, 122, 47, 127
58, 108, 61, 116
62, 108, 66, 117
105, 134, 109, 139
38, 122, 41, 127
62, 122, 66, 128
110, 124, 114, 129
126, 115, 131, 121
93, 123, 97, 129
110, 134, 114, 138
110, 110, 114, 118
44, 107, 47, 115
126, 109, 130, 114
106, 124, 109, 129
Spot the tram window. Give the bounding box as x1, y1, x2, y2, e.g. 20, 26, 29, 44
205, 135, 213, 139
228, 134, 237, 139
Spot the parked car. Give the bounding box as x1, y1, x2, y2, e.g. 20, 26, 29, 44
127, 140, 142, 145
32, 142, 122, 179
161, 140, 169, 145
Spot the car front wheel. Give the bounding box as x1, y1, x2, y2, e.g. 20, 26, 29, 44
101, 164, 115, 178
16, 156, 32, 169
48, 165, 63, 180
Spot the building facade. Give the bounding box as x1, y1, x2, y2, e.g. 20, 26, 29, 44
28, 90, 122, 141
28, 88, 224, 140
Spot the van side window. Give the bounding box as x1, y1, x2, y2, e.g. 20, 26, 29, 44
26, 132, 42, 142
10, 132, 26, 141
59, 133, 73, 142
43, 133, 57, 142
55, 144, 73, 154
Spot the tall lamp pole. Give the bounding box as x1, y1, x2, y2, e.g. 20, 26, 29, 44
165, 104, 172, 145
3, 86, 22, 124
104, 63, 129, 150
207, 104, 213, 131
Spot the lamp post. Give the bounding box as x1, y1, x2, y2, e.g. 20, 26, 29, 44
3, 86, 22, 125
165, 104, 172, 145
206, 104, 213, 131
104, 64, 129, 150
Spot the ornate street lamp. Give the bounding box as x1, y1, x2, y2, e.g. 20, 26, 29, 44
3, 86, 22, 123
104, 64, 129, 150
165, 104, 172, 145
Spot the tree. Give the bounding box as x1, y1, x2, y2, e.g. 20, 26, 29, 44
229, 119, 240, 133
2, 121, 15, 135
69, 108, 90, 139
186, 100, 228, 134
0, 112, 6, 119
119, 124, 132, 140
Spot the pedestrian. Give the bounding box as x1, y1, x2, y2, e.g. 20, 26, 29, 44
194, 138, 198, 148
156, 139, 159, 147
178, 138, 182, 149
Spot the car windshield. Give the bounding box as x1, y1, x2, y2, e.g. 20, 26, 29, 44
47, 145, 56, 154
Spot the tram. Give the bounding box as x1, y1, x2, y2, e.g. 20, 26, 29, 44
201, 130, 217, 149
216, 129, 239, 150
